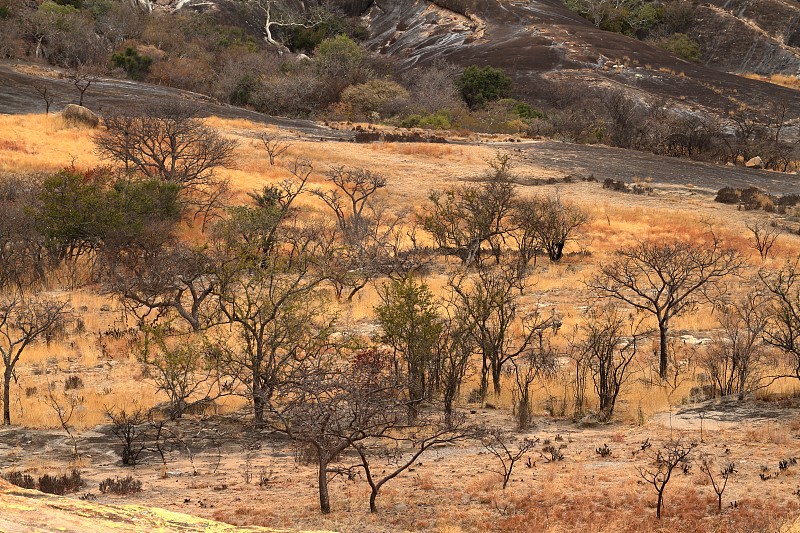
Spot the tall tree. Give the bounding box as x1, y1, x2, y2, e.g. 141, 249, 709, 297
0, 295, 68, 425
589, 234, 741, 379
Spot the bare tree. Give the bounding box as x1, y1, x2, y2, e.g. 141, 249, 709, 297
423, 154, 516, 266
760, 259, 800, 380
104, 243, 215, 332
480, 428, 537, 490
66, 65, 95, 107
511, 307, 559, 430
700, 290, 770, 399
511, 192, 589, 264
44, 379, 83, 459
699, 455, 736, 512
313, 166, 397, 300
571, 305, 644, 419
449, 264, 536, 400
0, 295, 68, 425
32, 83, 54, 114
589, 234, 742, 379
248, 0, 329, 53
436, 312, 475, 423
637, 438, 695, 519
746, 221, 781, 262
94, 101, 237, 215
259, 131, 291, 166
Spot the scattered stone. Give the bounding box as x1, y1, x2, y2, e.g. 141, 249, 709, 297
61, 104, 99, 128
745, 156, 764, 169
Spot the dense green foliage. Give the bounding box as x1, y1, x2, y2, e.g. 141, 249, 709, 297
457, 65, 513, 110
111, 47, 152, 80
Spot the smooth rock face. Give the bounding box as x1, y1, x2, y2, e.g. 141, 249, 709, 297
62, 104, 100, 128
0, 479, 283, 532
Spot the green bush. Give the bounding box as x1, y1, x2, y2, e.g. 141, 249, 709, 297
401, 111, 452, 130
111, 47, 152, 81
655, 33, 700, 62
0, 5, 11, 18
457, 65, 512, 110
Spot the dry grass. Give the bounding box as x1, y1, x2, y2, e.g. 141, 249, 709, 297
2, 114, 800, 532
742, 73, 800, 91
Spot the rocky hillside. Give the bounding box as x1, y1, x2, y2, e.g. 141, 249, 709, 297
691, 0, 800, 75
355, 0, 800, 116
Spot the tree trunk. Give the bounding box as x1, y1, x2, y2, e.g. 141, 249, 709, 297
369, 488, 378, 513
492, 364, 502, 396
3, 370, 10, 425
318, 458, 331, 514
659, 321, 668, 380
656, 490, 664, 519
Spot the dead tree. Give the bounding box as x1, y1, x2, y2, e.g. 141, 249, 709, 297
313, 166, 397, 301
423, 154, 516, 266
637, 438, 696, 519
67, 66, 95, 107
700, 290, 769, 399
480, 428, 537, 490
511, 192, 589, 263
33, 83, 54, 114
760, 259, 800, 380
448, 264, 533, 400
259, 131, 291, 166
571, 305, 645, 419
248, 0, 329, 53
745, 221, 781, 262
589, 234, 742, 379
0, 295, 68, 425
511, 307, 560, 430
699, 455, 736, 512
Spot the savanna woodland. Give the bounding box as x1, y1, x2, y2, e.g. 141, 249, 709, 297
1, 0, 800, 532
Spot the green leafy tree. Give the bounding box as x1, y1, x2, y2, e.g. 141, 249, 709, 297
375, 275, 442, 422
457, 65, 512, 110
111, 47, 152, 80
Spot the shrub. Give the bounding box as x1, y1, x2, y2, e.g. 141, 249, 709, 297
655, 33, 700, 62
339, 79, 409, 118
3, 471, 36, 489
38, 470, 84, 495
99, 475, 142, 494
111, 47, 152, 81
64, 375, 83, 390
401, 111, 452, 130
457, 65, 512, 110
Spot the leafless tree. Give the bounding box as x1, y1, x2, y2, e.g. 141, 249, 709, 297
94, 101, 237, 215
0, 295, 68, 425
66, 65, 95, 107
0, 174, 48, 291
511, 192, 589, 264
571, 305, 644, 419
511, 307, 560, 430
480, 428, 537, 490
637, 437, 695, 519
423, 154, 516, 266
32, 83, 54, 114
259, 131, 291, 166
44, 379, 83, 459
211, 162, 333, 424
746, 220, 781, 262
760, 259, 800, 380
436, 312, 476, 423
449, 264, 533, 400
700, 290, 770, 399
589, 234, 742, 379
313, 166, 398, 300
248, 0, 329, 53
104, 404, 148, 466
699, 455, 736, 512
104, 243, 215, 332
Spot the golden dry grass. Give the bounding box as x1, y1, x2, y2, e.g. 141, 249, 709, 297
2, 114, 800, 532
